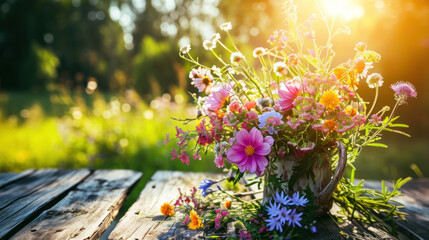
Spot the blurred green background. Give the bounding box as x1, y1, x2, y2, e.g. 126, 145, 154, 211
0, 0, 428, 205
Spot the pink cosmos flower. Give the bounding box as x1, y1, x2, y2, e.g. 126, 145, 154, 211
226, 128, 274, 175
203, 85, 230, 112
278, 78, 302, 111
189, 67, 213, 94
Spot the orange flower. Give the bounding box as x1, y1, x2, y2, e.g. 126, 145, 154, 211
323, 119, 338, 132
344, 105, 357, 116
188, 210, 203, 230
160, 203, 175, 216
354, 58, 366, 74
333, 67, 352, 81
224, 200, 231, 209
244, 101, 256, 110
319, 89, 340, 111
333, 67, 358, 87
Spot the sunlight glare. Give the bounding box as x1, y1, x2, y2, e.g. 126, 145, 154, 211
321, 0, 365, 21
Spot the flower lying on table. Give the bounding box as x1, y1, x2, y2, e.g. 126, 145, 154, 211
163, 0, 416, 238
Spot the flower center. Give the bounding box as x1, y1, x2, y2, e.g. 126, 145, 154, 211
245, 145, 255, 156
202, 76, 211, 85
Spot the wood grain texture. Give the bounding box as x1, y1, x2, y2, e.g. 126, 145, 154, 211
0, 169, 35, 188
109, 171, 224, 240
11, 169, 142, 240
0, 169, 91, 239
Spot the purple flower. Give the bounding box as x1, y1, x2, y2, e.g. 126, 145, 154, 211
287, 209, 303, 227
290, 192, 309, 206
266, 216, 283, 232
390, 81, 417, 104
278, 207, 291, 224
198, 179, 216, 197
311, 225, 317, 233
266, 201, 281, 217
274, 191, 291, 205
226, 128, 273, 175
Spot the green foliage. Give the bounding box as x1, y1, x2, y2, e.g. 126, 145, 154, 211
132, 37, 180, 96
333, 177, 411, 235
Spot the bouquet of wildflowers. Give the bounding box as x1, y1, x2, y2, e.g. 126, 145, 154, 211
164, 0, 417, 238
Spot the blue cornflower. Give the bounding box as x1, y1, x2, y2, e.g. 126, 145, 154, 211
278, 206, 291, 224
287, 209, 303, 227
258, 110, 283, 129
290, 192, 309, 206
274, 191, 292, 205
265, 201, 281, 218
266, 215, 283, 232
198, 179, 216, 197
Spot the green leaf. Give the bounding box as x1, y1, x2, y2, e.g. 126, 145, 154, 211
388, 123, 409, 128
234, 170, 244, 185
367, 143, 388, 148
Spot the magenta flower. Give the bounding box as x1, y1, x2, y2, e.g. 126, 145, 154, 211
203, 85, 230, 112
390, 82, 417, 104
226, 128, 273, 175
278, 79, 302, 111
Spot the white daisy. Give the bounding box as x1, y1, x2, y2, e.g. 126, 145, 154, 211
203, 40, 216, 51
273, 62, 288, 76
220, 22, 232, 31
253, 47, 266, 58
366, 73, 384, 88
230, 52, 244, 65
179, 44, 191, 54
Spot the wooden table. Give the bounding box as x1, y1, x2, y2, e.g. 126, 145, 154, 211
1, 169, 428, 239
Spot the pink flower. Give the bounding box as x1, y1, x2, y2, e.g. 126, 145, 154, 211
278, 79, 302, 111
226, 128, 273, 175
163, 133, 170, 145
189, 67, 213, 94
390, 82, 417, 104
369, 114, 382, 126
228, 100, 240, 112
214, 155, 224, 168
178, 152, 190, 165
203, 86, 230, 112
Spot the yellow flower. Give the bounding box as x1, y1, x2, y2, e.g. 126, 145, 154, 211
362, 50, 381, 63
188, 210, 203, 230
224, 200, 231, 209
319, 89, 340, 111
160, 203, 175, 216
344, 105, 357, 116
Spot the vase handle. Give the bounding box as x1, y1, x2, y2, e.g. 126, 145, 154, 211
318, 140, 347, 203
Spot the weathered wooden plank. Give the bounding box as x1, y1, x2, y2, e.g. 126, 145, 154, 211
0, 169, 35, 189
109, 171, 223, 240
0, 169, 62, 210
0, 169, 90, 239
11, 169, 142, 240
401, 179, 429, 207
